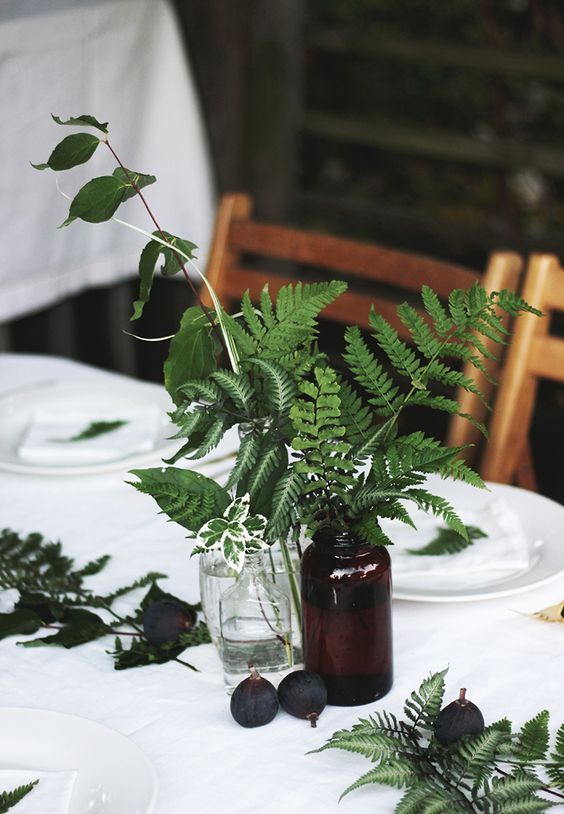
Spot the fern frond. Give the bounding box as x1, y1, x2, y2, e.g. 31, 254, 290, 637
421, 285, 453, 336
210, 370, 253, 412
353, 516, 395, 546
395, 784, 458, 814
314, 719, 400, 761
370, 309, 422, 379
226, 430, 260, 489
250, 358, 296, 417
396, 302, 442, 359
404, 488, 468, 539
0, 780, 39, 813
343, 326, 400, 414
486, 772, 543, 805
403, 668, 448, 731
454, 725, 512, 788
265, 470, 303, 541
247, 439, 281, 497
408, 525, 486, 556
340, 758, 417, 800
338, 378, 373, 444
241, 289, 266, 342
513, 712, 551, 763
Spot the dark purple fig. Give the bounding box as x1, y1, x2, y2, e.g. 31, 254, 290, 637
142, 600, 195, 644
435, 687, 485, 745
230, 665, 279, 728
278, 670, 327, 727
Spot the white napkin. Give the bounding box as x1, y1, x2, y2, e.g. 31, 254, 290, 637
17, 405, 163, 464
0, 769, 76, 813
387, 497, 533, 589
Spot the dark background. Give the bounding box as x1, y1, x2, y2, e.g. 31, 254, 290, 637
5, 0, 564, 500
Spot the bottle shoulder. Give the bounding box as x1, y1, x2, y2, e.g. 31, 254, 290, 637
301, 539, 391, 581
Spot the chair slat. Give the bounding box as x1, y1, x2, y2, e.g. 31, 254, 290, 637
228, 221, 478, 297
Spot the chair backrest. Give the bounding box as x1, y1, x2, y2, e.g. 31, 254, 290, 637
481, 254, 564, 484
204, 193, 523, 463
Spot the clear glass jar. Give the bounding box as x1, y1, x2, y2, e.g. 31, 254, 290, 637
199, 550, 237, 654
199, 538, 303, 661
219, 551, 293, 689
301, 527, 393, 706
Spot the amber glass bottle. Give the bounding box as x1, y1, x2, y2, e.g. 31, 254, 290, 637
301, 528, 393, 706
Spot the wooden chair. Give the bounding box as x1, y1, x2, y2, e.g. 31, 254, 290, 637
481, 254, 564, 486
204, 193, 523, 466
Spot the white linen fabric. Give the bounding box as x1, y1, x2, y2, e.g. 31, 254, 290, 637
18, 404, 163, 464
0, 0, 215, 322
385, 496, 533, 588
0, 770, 76, 814
0, 353, 563, 814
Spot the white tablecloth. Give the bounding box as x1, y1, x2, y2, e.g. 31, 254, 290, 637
0, 353, 563, 814
0, 0, 215, 322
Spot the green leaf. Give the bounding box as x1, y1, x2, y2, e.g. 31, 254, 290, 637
112, 167, 156, 201
128, 467, 229, 531
32, 132, 100, 171
0, 609, 42, 640
408, 525, 487, 556
19, 608, 108, 649
0, 780, 39, 813
53, 419, 127, 443
131, 240, 161, 320
403, 668, 448, 730
61, 175, 127, 226
52, 113, 109, 133
340, 758, 416, 799
164, 307, 221, 404
514, 711, 550, 762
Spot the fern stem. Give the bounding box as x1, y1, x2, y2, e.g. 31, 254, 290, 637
494, 765, 564, 800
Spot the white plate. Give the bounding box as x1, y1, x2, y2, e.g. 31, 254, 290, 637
0, 707, 157, 814
0, 379, 179, 475
393, 480, 564, 602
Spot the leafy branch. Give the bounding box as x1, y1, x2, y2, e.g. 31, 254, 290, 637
0, 529, 209, 671
314, 668, 564, 812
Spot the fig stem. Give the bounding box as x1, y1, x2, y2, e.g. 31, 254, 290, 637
306, 713, 318, 728
248, 663, 260, 680
459, 688, 467, 702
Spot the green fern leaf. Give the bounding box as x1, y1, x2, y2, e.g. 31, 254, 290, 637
210, 370, 253, 412
395, 784, 458, 814
226, 430, 260, 489
222, 312, 257, 358
396, 302, 442, 359
514, 711, 550, 763
0, 780, 39, 813
340, 758, 417, 800
370, 309, 422, 379
265, 470, 303, 541
240, 290, 266, 342
408, 525, 487, 556
338, 378, 373, 444
343, 325, 401, 414
128, 468, 229, 531
487, 772, 543, 804
551, 722, 564, 763
454, 725, 512, 787
250, 358, 296, 417
421, 285, 453, 336
247, 438, 281, 497
403, 668, 448, 730
489, 799, 556, 813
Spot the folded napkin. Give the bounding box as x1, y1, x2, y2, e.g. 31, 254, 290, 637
385, 496, 533, 589
18, 405, 163, 465
0, 769, 76, 813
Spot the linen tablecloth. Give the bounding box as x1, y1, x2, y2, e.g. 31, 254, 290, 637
0, 0, 214, 322
0, 353, 563, 813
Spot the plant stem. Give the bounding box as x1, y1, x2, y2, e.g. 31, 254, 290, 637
103, 140, 228, 357
495, 766, 564, 800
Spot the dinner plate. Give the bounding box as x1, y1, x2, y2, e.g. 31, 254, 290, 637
393, 479, 564, 602
0, 379, 179, 475
0, 707, 157, 814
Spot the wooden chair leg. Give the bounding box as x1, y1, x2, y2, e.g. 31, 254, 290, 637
515, 440, 538, 492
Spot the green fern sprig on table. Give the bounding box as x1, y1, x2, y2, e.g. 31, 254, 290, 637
314, 669, 564, 812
